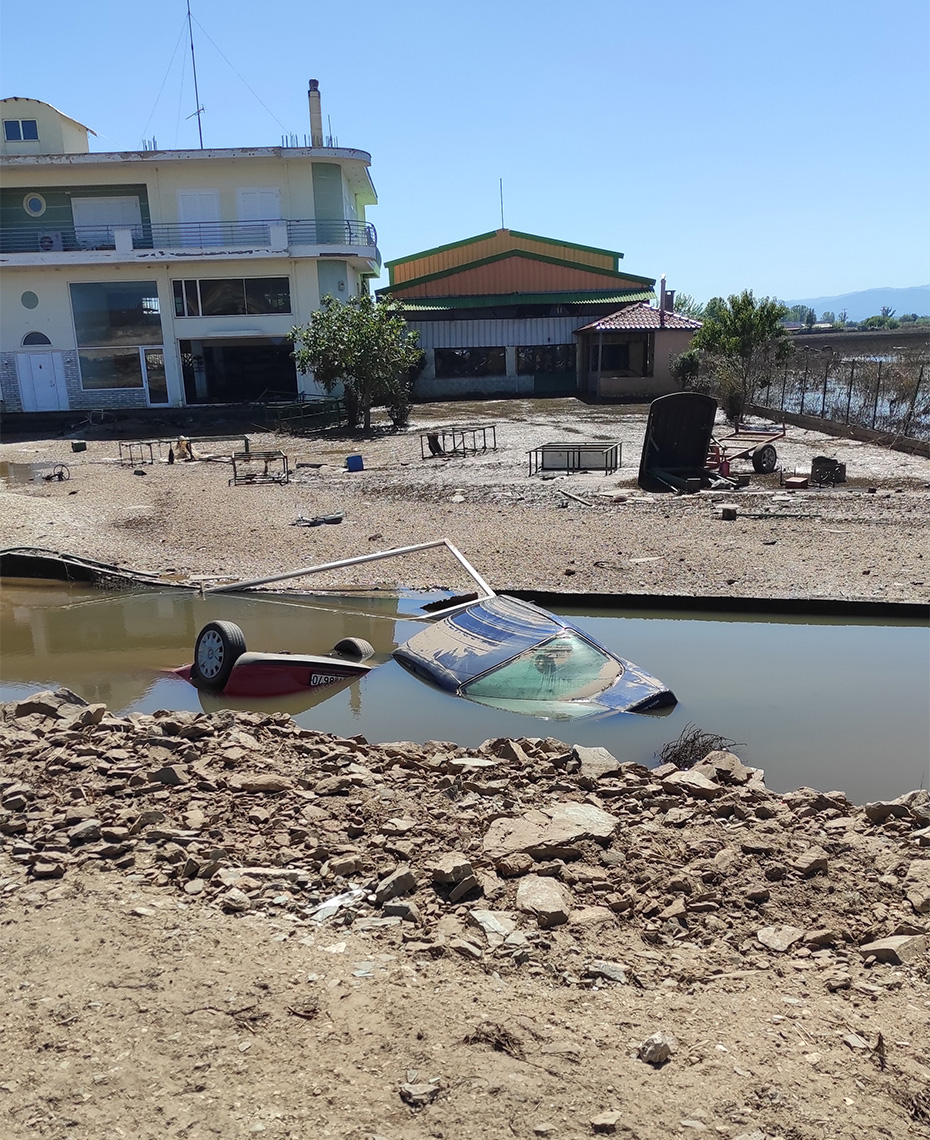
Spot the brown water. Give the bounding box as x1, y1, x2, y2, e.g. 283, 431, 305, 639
1, 580, 927, 802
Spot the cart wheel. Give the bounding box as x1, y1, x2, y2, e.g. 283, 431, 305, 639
752, 444, 778, 473
191, 620, 247, 689
331, 636, 374, 661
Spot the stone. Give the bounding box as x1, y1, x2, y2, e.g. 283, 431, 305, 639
448, 875, 480, 903
31, 860, 65, 879
516, 875, 572, 928
219, 887, 252, 913
904, 864, 930, 913
14, 688, 88, 719
569, 906, 615, 929
327, 855, 362, 877
374, 865, 416, 906
571, 745, 622, 785
864, 799, 910, 824
467, 909, 518, 947
694, 750, 755, 785
228, 774, 292, 794
638, 1033, 674, 1066
584, 960, 628, 984
482, 802, 619, 861
659, 897, 688, 921
792, 847, 829, 876
148, 765, 188, 787
590, 1110, 623, 1134
449, 937, 484, 960
495, 852, 534, 877
661, 770, 724, 800
383, 900, 420, 922
399, 1081, 439, 1107
68, 818, 102, 845
859, 934, 927, 964
428, 852, 474, 884
756, 925, 806, 952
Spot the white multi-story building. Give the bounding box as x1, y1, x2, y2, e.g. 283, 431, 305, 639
0, 86, 379, 414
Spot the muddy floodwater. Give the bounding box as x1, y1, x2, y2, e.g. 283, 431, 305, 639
1, 580, 927, 803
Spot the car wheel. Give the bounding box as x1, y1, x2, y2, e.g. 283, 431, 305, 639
752, 444, 777, 473
191, 620, 247, 689
331, 636, 375, 661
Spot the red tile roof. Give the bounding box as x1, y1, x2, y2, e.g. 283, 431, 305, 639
576, 303, 703, 332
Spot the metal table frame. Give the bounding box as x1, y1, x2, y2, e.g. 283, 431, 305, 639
528, 441, 620, 476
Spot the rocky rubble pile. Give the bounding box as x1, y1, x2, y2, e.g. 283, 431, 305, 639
2, 688, 928, 988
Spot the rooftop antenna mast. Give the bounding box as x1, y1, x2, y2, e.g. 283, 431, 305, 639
499, 178, 505, 229
187, 0, 205, 147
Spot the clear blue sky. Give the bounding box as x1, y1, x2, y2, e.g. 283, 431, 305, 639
2, 0, 927, 302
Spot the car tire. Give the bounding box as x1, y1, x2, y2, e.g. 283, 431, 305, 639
331, 636, 375, 661
191, 620, 247, 689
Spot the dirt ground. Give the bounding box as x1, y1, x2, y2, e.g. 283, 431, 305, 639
1, 400, 929, 1139
1, 398, 929, 603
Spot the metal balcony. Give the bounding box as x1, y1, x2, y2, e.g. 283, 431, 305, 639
0, 218, 378, 254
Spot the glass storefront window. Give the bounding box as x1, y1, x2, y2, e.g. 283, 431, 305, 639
70, 281, 162, 347
144, 350, 169, 404
78, 348, 145, 389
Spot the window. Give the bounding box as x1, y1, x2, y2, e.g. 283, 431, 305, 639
22, 332, 51, 346
517, 345, 576, 375
23, 192, 46, 217
4, 119, 38, 141
70, 281, 164, 391
172, 277, 291, 317
71, 282, 162, 347
434, 347, 506, 379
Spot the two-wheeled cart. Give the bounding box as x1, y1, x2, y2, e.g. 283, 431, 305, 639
706, 423, 786, 475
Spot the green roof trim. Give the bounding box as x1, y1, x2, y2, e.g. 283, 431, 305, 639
378, 288, 656, 310
385, 230, 502, 273
506, 229, 623, 262
380, 249, 655, 294
384, 228, 624, 277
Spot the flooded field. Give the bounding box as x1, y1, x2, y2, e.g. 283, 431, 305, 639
1, 580, 927, 803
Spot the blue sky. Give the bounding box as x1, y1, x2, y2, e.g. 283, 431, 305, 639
2, 0, 927, 302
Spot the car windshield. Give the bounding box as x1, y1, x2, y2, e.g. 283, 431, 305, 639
461, 633, 622, 703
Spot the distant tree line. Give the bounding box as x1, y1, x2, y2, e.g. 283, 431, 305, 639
674, 294, 929, 330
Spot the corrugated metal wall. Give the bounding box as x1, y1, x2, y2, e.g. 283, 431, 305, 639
410, 317, 581, 349
391, 230, 617, 284
394, 257, 635, 298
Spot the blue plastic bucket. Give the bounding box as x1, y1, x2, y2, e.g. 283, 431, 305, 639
345, 454, 364, 472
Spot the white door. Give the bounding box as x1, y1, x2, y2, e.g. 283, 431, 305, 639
177, 190, 221, 246
16, 353, 68, 411
71, 195, 142, 248
238, 188, 281, 244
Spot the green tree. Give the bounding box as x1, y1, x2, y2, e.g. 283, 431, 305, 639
690, 290, 791, 423
804, 308, 816, 329
290, 294, 423, 431
786, 303, 814, 324
820, 310, 835, 324
673, 292, 706, 319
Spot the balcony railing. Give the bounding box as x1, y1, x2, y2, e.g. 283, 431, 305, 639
0, 218, 377, 254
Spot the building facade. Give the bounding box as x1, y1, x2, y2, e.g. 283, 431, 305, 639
378, 229, 657, 400
0, 90, 379, 414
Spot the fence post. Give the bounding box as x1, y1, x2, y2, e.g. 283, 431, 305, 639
799, 353, 810, 415
846, 360, 855, 424
871, 360, 882, 429
781, 360, 788, 410
904, 363, 924, 437
820, 355, 831, 418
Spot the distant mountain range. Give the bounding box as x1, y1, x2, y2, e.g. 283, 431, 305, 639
783, 285, 930, 322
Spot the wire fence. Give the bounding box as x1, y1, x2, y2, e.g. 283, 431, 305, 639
758, 347, 929, 440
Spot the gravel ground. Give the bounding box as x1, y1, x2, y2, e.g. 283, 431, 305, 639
2, 398, 929, 603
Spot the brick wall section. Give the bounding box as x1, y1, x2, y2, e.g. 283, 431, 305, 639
0, 354, 23, 411
0, 351, 148, 412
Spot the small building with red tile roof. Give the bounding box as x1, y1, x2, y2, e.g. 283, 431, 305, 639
575, 302, 703, 400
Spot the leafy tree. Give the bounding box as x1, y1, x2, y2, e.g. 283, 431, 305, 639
820, 310, 835, 324
838, 309, 848, 325
880, 306, 896, 319
899, 313, 919, 323
804, 308, 816, 329
689, 290, 791, 423
290, 294, 423, 431
786, 303, 814, 324
673, 293, 706, 319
